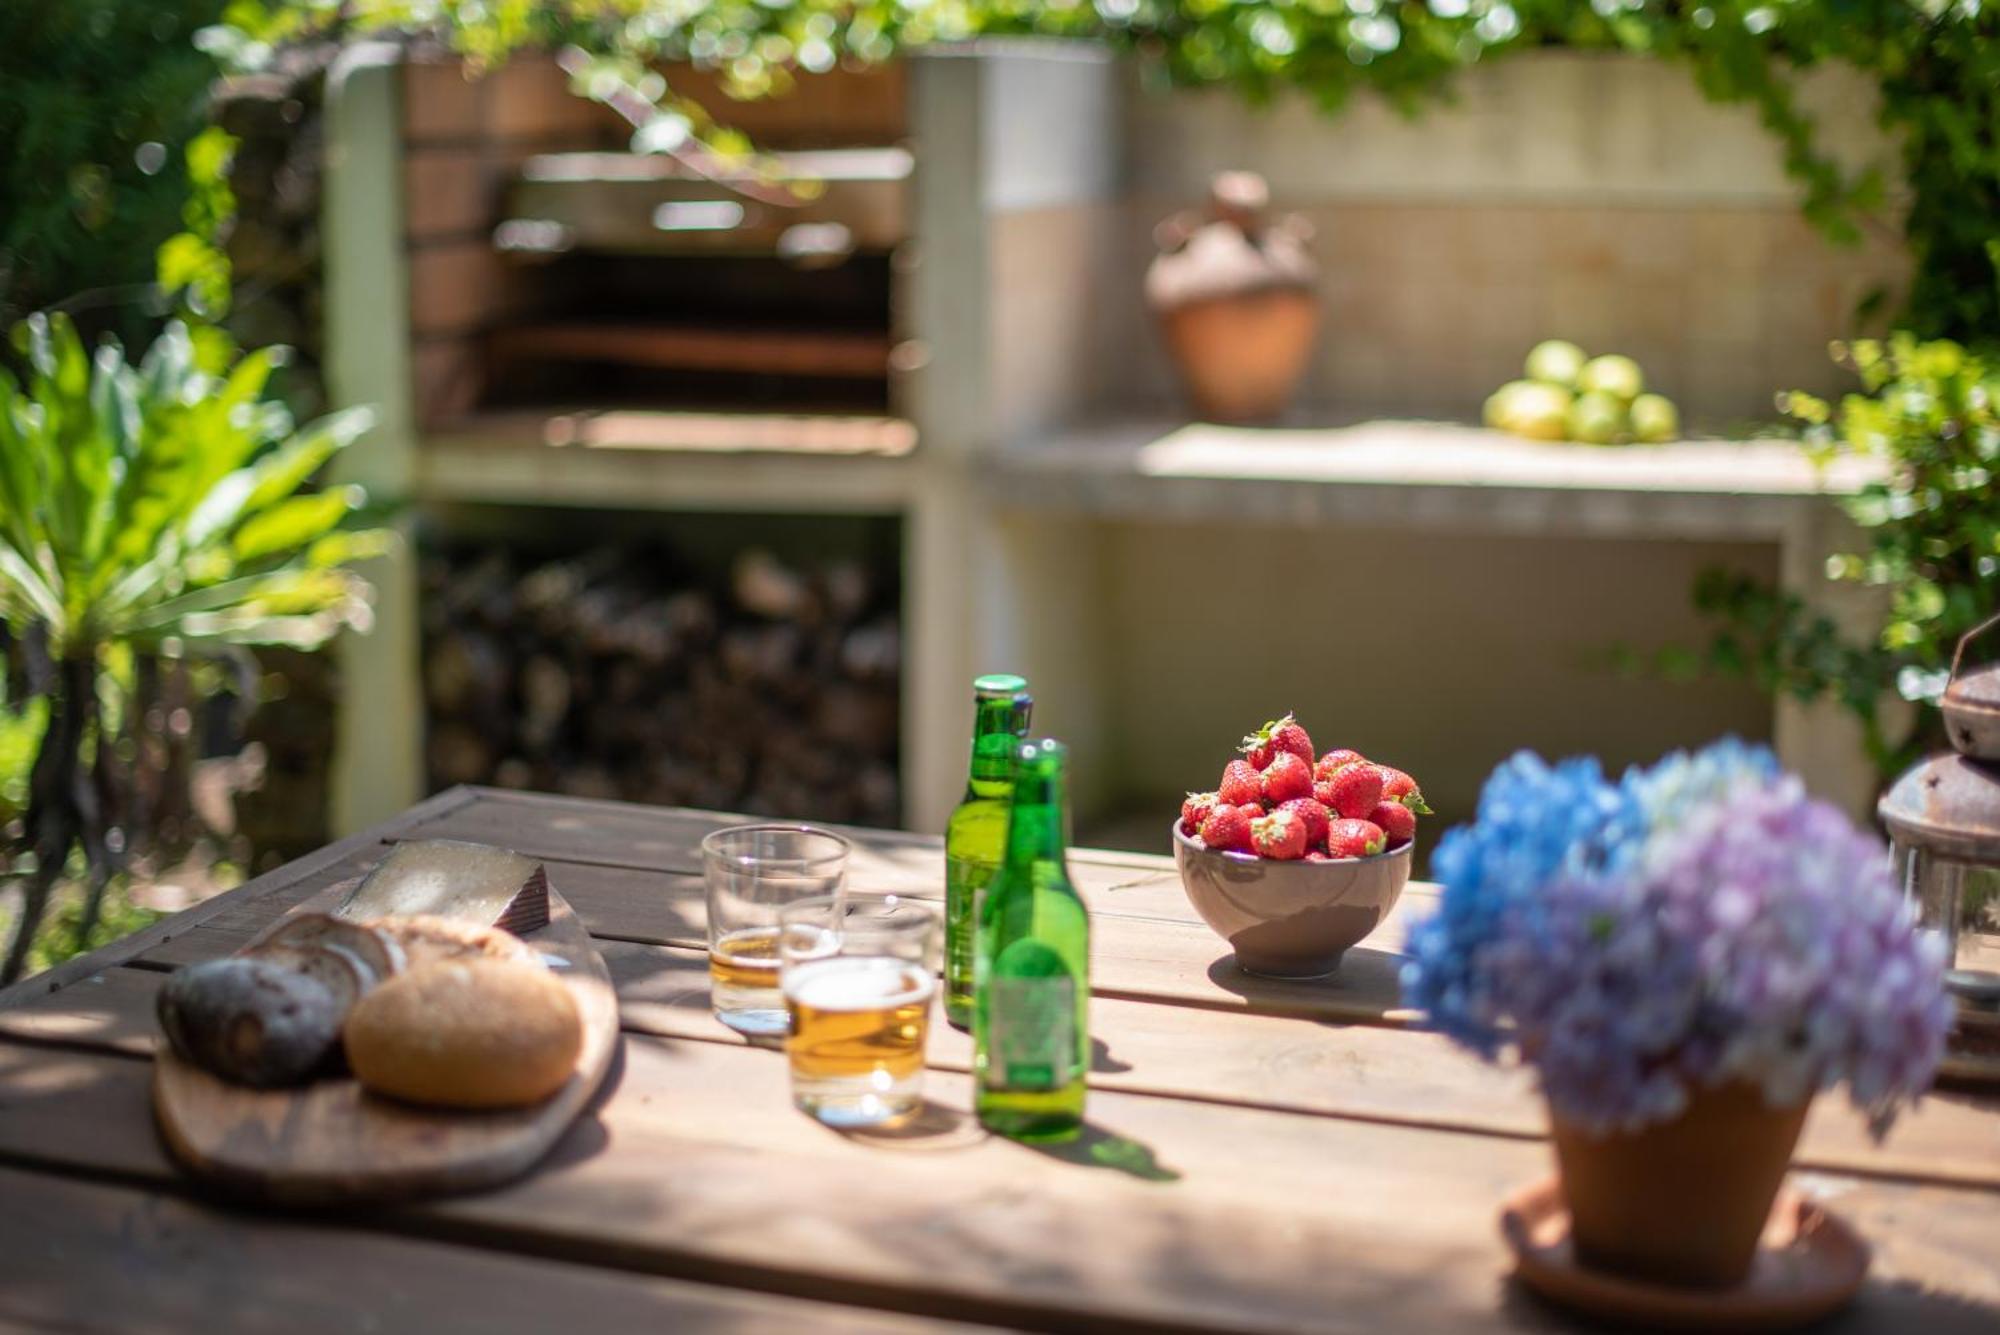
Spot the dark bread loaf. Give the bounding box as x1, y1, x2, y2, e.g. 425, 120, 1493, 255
157, 958, 345, 1087
249, 912, 406, 981
248, 943, 374, 1015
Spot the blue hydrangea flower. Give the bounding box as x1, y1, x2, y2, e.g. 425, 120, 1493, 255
1402, 751, 1646, 1055
1401, 739, 1952, 1136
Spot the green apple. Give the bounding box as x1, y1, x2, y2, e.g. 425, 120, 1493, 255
1484, 379, 1532, 430
1578, 354, 1645, 402
1630, 393, 1680, 443
1494, 381, 1573, 441
1567, 390, 1629, 445
1524, 339, 1587, 389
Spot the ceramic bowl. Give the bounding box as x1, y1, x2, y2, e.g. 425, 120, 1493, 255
1170, 822, 1412, 979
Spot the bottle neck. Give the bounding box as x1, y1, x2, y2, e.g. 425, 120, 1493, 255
966, 695, 1030, 797
1002, 767, 1069, 867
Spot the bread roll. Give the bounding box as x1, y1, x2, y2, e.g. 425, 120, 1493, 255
364, 915, 537, 970
344, 960, 582, 1110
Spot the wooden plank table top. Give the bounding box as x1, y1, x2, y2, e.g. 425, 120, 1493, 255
2, 785, 1996, 1333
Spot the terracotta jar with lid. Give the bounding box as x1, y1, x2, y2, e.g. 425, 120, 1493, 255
1145, 171, 1320, 424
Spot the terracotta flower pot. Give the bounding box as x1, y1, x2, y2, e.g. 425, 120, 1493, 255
1549, 1081, 1809, 1289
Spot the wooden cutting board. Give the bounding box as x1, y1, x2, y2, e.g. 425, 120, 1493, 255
152, 877, 620, 1205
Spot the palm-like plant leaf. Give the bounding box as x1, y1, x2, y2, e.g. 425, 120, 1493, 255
0, 315, 387, 655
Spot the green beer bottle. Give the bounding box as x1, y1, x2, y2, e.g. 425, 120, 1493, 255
974, 738, 1088, 1142
944, 674, 1032, 1030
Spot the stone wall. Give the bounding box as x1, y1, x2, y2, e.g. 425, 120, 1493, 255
1107, 53, 1908, 429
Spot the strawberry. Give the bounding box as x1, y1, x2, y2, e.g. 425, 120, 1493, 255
1181, 790, 1219, 836
1219, 759, 1263, 808
1303, 850, 1333, 863
1312, 778, 1339, 809
1250, 807, 1310, 860
1267, 716, 1315, 764
1260, 751, 1314, 806
1379, 767, 1434, 815
1326, 818, 1387, 859
1323, 762, 1384, 820
1198, 803, 1256, 854
1314, 748, 1367, 782
1277, 796, 1331, 850
1241, 713, 1313, 769
1370, 800, 1417, 848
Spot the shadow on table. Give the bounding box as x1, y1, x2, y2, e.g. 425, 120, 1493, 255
539, 1038, 626, 1173
540, 1113, 614, 1174
1027, 1124, 1181, 1183
1499, 1267, 2000, 1334
835, 1100, 988, 1153
830, 1101, 1180, 1181
1092, 1037, 1133, 1074
1204, 946, 1407, 1013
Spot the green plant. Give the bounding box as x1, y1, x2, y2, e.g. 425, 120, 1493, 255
0, 687, 45, 834
21, 879, 162, 980
157, 126, 240, 323
0, 0, 225, 340
1690, 334, 2000, 779
0, 312, 388, 982
206, 1, 1999, 344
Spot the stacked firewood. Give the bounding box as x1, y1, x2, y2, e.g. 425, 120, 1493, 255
420, 546, 902, 827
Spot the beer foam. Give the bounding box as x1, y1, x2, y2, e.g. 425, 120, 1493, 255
785, 957, 936, 1010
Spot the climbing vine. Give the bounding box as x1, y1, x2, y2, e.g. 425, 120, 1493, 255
1685, 334, 2000, 781
205, 1, 1999, 343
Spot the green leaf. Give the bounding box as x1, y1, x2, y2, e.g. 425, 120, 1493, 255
0, 537, 65, 631
156, 233, 218, 296
0, 315, 384, 661
0, 368, 47, 559
121, 560, 348, 632
229, 487, 362, 563
305, 528, 396, 568
238, 407, 374, 517
172, 605, 363, 650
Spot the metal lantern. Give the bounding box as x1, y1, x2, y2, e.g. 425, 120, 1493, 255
1879, 615, 2000, 1080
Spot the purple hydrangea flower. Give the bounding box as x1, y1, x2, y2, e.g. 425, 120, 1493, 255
1402, 740, 1952, 1135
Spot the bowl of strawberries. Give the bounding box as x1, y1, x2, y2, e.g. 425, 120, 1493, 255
1172, 713, 1429, 979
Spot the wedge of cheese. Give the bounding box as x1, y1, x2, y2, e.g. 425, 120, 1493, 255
338, 840, 551, 936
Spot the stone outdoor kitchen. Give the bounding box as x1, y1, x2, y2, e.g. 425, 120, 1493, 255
273, 44, 1902, 850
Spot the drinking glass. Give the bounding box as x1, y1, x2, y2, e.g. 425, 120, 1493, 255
778, 894, 940, 1128
702, 824, 850, 1037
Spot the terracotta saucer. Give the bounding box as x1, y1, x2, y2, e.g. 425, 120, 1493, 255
1500, 1176, 1870, 1332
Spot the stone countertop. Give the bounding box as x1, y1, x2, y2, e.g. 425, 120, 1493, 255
982, 419, 1882, 541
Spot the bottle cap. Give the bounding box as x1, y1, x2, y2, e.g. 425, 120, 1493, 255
974, 673, 1029, 697
1016, 738, 1068, 769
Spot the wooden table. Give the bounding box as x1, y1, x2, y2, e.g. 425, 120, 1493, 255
2, 787, 1996, 1332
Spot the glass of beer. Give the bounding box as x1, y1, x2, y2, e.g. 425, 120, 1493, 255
778, 894, 939, 1128
702, 825, 850, 1038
